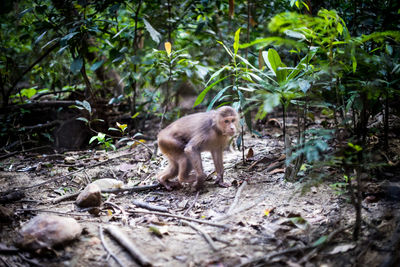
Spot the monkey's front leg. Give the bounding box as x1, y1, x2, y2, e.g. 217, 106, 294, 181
211, 150, 230, 188
184, 145, 206, 190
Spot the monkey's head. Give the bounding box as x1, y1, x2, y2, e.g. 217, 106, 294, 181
216, 106, 239, 136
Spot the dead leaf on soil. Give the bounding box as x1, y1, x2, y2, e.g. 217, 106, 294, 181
328, 243, 356, 255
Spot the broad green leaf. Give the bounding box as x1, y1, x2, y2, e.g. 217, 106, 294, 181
90, 60, 104, 71
194, 76, 229, 107
298, 80, 311, 93
143, 18, 161, 43
207, 85, 232, 111
264, 48, 281, 75
89, 136, 98, 144
233, 28, 241, 56
70, 58, 83, 74
244, 110, 252, 132
337, 23, 343, 35
20, 88, 37, 98
82, 100, 92, 113
263, 93, 281, 113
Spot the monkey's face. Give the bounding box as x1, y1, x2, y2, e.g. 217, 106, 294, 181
219, 115, 238, 136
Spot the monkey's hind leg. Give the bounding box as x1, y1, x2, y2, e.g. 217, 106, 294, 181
157, 160, 181, 190
178, 157, 196, 185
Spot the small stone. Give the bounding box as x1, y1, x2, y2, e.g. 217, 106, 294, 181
76, 184, 102, 207
16, 215, 82, 251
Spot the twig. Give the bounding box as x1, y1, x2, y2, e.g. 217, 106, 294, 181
227, 180, 247, 215
105, 225, 152, 267
99, 225, 126, 267
51, 184, 161, 204
104, 201, 128, 225
132, 200, 169, 213
51, 191, 80, 204
183, 191, 199, 216
102, 183, 161, 194
182, 220, 218, 251
16, 208, 92, 217
129, 209, 229, 228
18, 253, 41, 267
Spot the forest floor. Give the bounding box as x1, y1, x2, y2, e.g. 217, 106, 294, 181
1, 116, 400, 267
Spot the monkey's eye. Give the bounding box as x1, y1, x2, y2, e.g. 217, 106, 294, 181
224, 120, 229, 123
231, 119, 235, 123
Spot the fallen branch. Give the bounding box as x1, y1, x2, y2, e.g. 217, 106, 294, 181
182, 220, 218, 251
2, 152, 159, 194
102, 183, 161, 194
129, 209, 229, 229
227, 180, 247, 215
51, 184, 161, 204
183, 191, 199, 216
51, 191, 80, 204
132, 200, 169, 213
16, 208, 92, 217
105, 225, 152, 267
99, 225, 126, 267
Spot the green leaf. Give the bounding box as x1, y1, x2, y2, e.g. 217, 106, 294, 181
90, 60, 104, 71
76, 117, 89, 123
89, 136, 98, 144
233, 28, 241, 56
131, 112, 140, 119
143, 18, 161, 43
34, 31, 47, 45
207, 86, 231, 111
70, 58, 83, 74
113, 25, 128, 39
244, 111, 252, 132
194, 76, 229, 107
264, 48, 281, 75
61, 32, 78, 42
337, 23, 343, 35
312, 235, 328, 247
206, 65, 228, 86
81, 100, 92, 113
217, 41, 233, 58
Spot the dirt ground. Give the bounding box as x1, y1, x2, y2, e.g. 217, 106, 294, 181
1, 125, 400, 266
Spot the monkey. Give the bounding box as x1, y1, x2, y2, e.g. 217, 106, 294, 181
157, 106, 239, 191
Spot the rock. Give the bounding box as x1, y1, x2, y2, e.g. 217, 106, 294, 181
16, 215, 82, 251
76, 184, 102, 207
0, 205, 14, 222
91, 178, 124, 190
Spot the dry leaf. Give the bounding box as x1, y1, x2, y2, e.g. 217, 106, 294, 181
246, 148, 254, 159
165, 42, 172, 56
